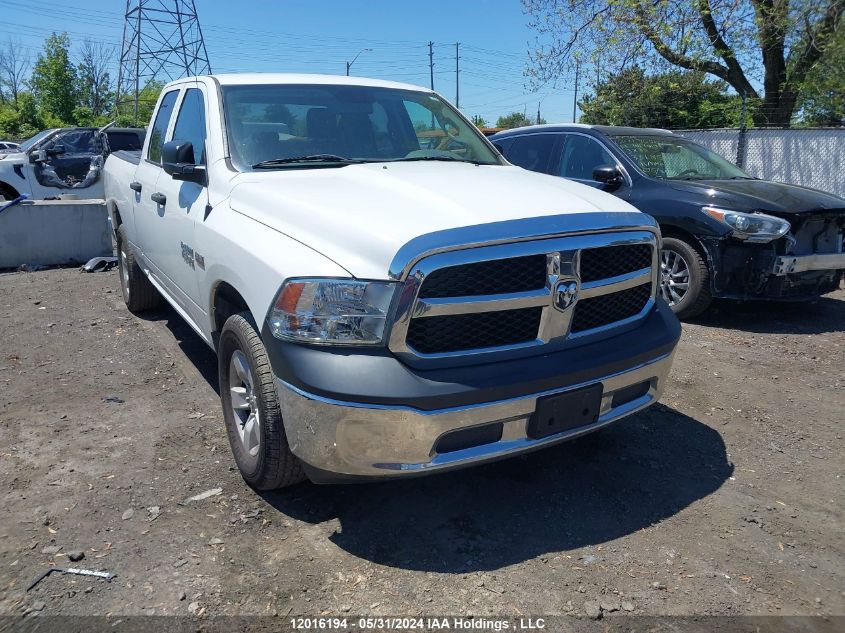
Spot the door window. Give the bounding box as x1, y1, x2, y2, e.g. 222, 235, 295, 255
147, 90, 179, 163
171, 88, 207, 165
505, 134, 557, 173
559, 134, 616, 181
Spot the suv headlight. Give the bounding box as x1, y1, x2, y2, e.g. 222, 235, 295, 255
268, 279, 396, 345
702, 207, 790, 243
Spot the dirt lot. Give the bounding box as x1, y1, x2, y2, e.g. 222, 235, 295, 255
0, 268, 842, 620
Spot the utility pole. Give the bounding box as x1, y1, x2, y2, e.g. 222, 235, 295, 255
116, 0, 211, 125
572, 59, 580, 123
537, 102, 541, 125
455, 42, 460, 108
428, 41, 435, 90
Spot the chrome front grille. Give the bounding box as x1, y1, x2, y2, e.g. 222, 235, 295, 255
388, 229, 659, 361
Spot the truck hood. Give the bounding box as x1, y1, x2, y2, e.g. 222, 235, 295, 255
665, 178, 845, 217
229, 162, 641, 279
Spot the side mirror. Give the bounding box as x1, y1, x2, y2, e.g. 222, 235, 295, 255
46, 143, 66, 157
592, 164, 624, 188
162, 140, 205, 184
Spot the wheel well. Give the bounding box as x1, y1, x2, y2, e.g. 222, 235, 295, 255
660, 225, 711, 259
0, 182, 20, 200
110, 202, 123, 228
212, 282, 250, 339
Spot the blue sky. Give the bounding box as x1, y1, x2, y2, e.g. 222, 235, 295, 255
0, 0, 581, 124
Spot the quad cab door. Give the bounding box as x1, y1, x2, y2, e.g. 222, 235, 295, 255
151, 84, 209, 325
133, 88, 180, 275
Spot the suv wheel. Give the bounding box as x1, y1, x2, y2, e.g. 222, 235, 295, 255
218, 313, 306, 490
659, 237, 712, 319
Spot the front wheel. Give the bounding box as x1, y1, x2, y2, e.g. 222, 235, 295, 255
659, 237, 712, 319
218, 313, 306, 490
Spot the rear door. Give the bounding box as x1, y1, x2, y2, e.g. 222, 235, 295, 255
133, 89, 180, 269
152, 85, 209, 319
503, 133, 560, 174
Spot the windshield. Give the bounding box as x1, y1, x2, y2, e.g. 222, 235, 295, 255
221, 84, 501, 170
18, 129, 58, 153
612, 135, 751, 180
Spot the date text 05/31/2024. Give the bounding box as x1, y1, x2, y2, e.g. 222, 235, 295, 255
289, 617, 547, 631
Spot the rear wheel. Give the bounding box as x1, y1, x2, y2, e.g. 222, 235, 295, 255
218, 313, 306, 490
659, 237, 712, 319
116, 224, 160, 313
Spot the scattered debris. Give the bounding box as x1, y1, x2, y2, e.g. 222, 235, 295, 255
147, 506, 161, 521
583, 601, 602, 620
181, 488, 222, 505
27, 567, 116, 591
41, 546, 60, 555
600, 599, 620, 612
81, 256, 117, 273
67, 550, 84, 562
102, 396, 125, 404
122, 509, 134, 521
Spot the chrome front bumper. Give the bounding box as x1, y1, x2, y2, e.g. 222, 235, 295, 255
275, 351, 675, 480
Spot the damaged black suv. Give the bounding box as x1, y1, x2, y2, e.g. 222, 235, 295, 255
491, 125, 845, 318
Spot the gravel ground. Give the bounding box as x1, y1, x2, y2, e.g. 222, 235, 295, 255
0, 268, 842, 620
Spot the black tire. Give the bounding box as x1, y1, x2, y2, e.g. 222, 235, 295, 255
218, 312, 306, 490
660, 236, 712, 319
116, 224, 160, 313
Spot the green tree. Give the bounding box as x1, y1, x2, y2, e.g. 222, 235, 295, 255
75, 40, 114, 124
115, 80, 163, 127
580, 68, 741, 128
524, 0, 843, 127
30, 33, 77, 124
495, 112, 534, 129
471, 115, 488, 128
0, 92, 43, 139
797, 29, 845, 126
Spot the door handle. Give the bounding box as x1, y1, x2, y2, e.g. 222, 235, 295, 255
150, 192, 167, 205
129, 181, 142, 193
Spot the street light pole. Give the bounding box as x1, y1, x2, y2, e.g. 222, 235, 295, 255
346, 48, 372, 76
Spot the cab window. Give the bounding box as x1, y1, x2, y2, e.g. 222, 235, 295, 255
171, 88, 207, 165
147, 90, 179, 163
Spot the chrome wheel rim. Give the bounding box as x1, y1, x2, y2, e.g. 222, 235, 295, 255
660, 249, 691, 306
120, 248, 130, 298
228, 349, 260, 459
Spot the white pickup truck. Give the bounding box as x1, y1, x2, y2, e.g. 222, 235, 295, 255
103, 73, 681, 489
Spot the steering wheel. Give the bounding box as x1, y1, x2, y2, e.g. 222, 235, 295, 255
675, 168, 700, 178
435, 121, 461, 151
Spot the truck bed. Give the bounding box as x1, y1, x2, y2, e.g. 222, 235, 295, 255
111, 149, 141, 166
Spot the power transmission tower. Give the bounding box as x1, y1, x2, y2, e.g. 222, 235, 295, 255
116, 0, 212, 124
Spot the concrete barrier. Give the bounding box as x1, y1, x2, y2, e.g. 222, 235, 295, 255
0, 199, 112, 269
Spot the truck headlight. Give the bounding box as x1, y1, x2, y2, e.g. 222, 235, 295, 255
268, 279, 396, 345
702, 207, 790, 243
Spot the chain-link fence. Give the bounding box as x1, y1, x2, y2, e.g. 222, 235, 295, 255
674, 128, 845, 199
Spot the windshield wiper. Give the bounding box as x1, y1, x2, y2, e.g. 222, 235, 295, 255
252, 154, 365, 169
391, 156, 496, 165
